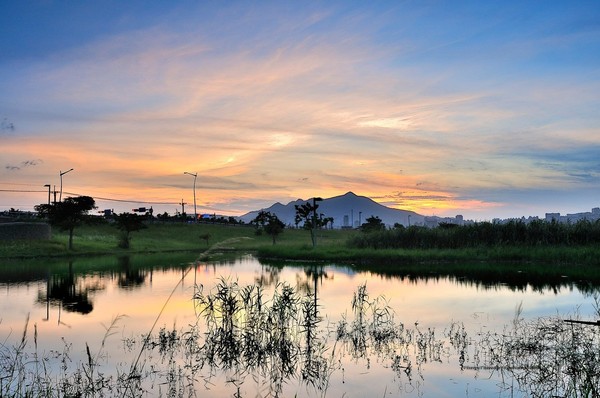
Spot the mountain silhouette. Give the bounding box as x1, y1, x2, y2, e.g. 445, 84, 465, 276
239, 191, 425, 227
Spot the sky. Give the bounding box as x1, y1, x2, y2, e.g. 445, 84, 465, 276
1, 0, 599, 220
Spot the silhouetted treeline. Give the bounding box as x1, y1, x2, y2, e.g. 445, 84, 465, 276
347, 219, 600, 249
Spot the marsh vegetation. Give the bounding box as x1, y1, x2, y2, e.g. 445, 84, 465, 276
348, 218, 600, 250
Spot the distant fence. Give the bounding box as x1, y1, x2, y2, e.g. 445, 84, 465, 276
0, 222, 51, 241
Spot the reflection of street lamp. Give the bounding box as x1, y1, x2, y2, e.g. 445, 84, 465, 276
44, 184, 51, 205
59, 168, 73, 202
184, 172, 198, 223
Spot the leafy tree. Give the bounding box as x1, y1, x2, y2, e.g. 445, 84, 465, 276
360, 216, 386, 233
294, 199, 326, 247
323, 216, 334, 229
251, 210, 269, 235
114, 212, 147, 249
252, 210, 285, 245
158, 212, 170, 221
264, 215, 285, 245
35, 196, 96, 250
294, 202, 314, 229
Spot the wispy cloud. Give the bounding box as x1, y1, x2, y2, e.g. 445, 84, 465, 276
1, 1, 598, 218
5, 159, 43, 171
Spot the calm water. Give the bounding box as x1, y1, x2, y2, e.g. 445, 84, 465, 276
1, 253, 598, 397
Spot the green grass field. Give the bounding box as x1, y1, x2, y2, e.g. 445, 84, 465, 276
2, 222, 600, 268
0, 222, 356, 259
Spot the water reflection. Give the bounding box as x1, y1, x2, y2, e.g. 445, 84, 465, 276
132, 280, 600, 397
2, 254, 600, 397
187, 280, 427, 396
36, 261, 97, 315
117, 255, 149, 289
2, 254, 599, 300
1, 253, 197, 319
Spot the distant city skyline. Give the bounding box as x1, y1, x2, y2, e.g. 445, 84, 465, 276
1, 1, 599, 221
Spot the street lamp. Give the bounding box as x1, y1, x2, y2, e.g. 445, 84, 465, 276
59, 168, 73, 202
184, 172, 198, 223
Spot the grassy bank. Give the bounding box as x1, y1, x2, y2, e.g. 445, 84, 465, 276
0, 223, 257, 258
0, 222, 358, 258
256, 243, 600, 265
2, 222, 600, 267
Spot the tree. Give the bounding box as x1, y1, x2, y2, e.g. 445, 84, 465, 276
35, 196, 96, 250
294, 202, 314, 229
360, 216, 386, 233
294, 199, 325, 247
114, 212, 147, 249
252, 210, 285, 245
251, 210, 269, 235
323, 216, 334, 229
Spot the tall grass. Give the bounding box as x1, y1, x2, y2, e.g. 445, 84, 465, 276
348, 219, 600, 250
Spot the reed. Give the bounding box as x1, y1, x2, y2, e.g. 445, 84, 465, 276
347, 219, 600, 251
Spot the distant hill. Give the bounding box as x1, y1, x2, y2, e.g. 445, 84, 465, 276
238, 191, 425, 228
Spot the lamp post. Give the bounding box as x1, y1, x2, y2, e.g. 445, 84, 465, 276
184, 172, 198, 223
59, 168, 73, 202
44, 184, 51, 205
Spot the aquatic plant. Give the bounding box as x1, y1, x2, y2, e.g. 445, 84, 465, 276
465, 301, 600, 398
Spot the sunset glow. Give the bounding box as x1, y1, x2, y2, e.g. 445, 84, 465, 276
1, 1, 598, 220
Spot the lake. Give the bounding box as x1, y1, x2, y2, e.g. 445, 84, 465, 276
1, 253, 599, 397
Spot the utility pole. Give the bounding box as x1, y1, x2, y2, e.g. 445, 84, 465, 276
180, 199, 186, 222
44, 184, 51, 205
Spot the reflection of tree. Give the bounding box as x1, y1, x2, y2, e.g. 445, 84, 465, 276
117, 256, 148, 289
295, 265, 332, 307
254, 264, 282, 287
37, 261, 94, 314
349, 261, 600, 294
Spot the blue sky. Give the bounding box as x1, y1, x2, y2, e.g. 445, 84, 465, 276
1, 1, 599, 220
